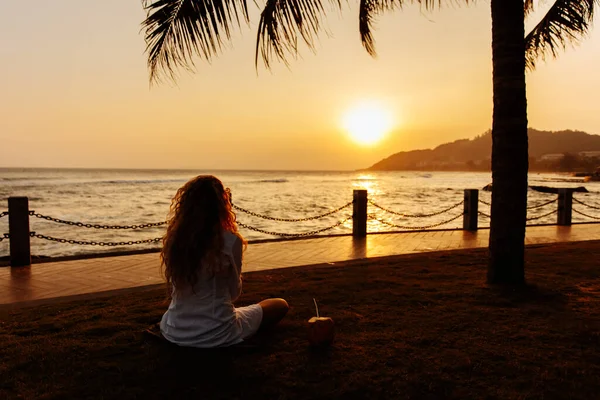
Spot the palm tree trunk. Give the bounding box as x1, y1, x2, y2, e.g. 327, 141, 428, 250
488, 0, 528, 285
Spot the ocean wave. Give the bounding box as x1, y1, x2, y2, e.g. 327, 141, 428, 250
93, 178, 188, 185
0, 177, 55, 182
255, 179, 289, 183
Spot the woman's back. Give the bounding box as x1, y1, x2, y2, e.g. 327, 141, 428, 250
160, 231, 251, 347
158, 175, 287, 348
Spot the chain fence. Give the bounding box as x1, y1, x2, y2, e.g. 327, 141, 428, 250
480, 210, 557, 223
478, 197, 558, 209
237, 217, 352, 237
367, 199, 463, 218
1, 211, 7, 242
525, 209, 557, 221
573, 208, 600, 220
368, 212, 463, 230
29, 211, 166, 230
31, 232, 163, 247
527, 198, 558, 209
570, 197, 600, 220
573, 197, 600, 210
232, 201, 352, 222
0, 192, 595, 253
478, 197, 558, 224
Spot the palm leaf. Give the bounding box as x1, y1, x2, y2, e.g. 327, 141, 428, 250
256, 0, 463, 68
525, 0, 598, 69
142, 0, 250, 82
358, 0, 469, 58
255, 0, 340, 68
359, 0, 403, 56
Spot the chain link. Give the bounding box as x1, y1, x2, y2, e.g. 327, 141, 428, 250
525, 209, 557, 221
573, 208, 600, 220
479, 198, 558, 209
29, 211, 166, 230
0, 211, 8, 219
238, 217, 352, 237
368, 212, 463, 230
573, 197, 600, 210
527, 197, 558, 209
31, 232, 162, 246
480, 209, 556, 221
232, 201, 352, 222
367, 199, 463, 218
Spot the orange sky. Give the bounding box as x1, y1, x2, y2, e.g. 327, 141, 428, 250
1, 1, 599, 170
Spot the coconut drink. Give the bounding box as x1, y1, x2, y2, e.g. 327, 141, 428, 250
307, 298, 335, 347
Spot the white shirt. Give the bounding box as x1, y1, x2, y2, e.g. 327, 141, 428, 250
160, 231, 246, 347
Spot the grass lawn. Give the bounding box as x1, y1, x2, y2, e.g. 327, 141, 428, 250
1, 241, 599, 399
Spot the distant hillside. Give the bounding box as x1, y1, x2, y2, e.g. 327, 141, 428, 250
367, 129, 600, 171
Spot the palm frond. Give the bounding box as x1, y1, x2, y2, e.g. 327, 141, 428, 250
359, 0, 403, 56
256, 0, 471, 68
359, 0, 469, 58
142, 0, 250, 83
525, 0, 598, 70
256, 0, 341, 68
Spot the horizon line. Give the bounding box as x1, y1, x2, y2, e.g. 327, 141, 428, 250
0, 166, 360, 173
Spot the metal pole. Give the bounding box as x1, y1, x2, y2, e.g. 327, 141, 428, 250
352, 190, 368, 237
463, 189, 479, 231
557, 189, 572, 226
8, 196, 31, 267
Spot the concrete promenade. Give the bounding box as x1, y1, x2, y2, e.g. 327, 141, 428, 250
1, 224, 599, 307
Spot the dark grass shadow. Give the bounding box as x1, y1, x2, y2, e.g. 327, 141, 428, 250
5, 241, 600, 400
306, 343, 335, 364
142, 331, 255, 398
472, 283, 570, 309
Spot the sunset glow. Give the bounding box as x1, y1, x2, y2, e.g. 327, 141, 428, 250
0, 2, 599, 170
342, 102, 394, 146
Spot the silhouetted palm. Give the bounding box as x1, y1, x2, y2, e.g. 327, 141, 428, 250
142, 0, 598, 285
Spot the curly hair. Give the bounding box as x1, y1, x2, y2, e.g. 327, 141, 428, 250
161, 175, 245, 292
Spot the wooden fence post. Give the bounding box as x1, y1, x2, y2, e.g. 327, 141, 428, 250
353, 190, 368, 237
8, 196, 31, 267
463, 189, 479, 231
557, 189, 572, 226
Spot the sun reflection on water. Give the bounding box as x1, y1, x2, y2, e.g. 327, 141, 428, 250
352, 173, 389, 233
353, 174, 381, 195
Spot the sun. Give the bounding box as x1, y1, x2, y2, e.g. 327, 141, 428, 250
342, 102, 394, 146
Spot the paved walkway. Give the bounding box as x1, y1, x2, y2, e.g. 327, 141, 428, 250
1, 224, 600, 307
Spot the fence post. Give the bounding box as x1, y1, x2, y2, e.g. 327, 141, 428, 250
557, 188, 572, 226
353, 190, 368, 237
8, 196, 31, 267
463, 189, 479, 231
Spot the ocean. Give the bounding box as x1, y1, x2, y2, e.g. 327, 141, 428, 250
1, 168, 597, 258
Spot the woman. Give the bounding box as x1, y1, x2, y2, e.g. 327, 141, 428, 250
159, 175, 289, 347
